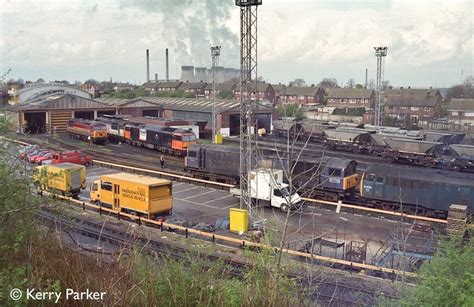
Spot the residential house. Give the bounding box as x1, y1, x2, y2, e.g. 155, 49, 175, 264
143, 82, 159, 93
383, 87, 442, 125
234, 82, 275, 103
80, 82, 102, 98
447, 98, 474, 128
281, 85, 325, 107
271, 83, 286, 104
203, 82, 237, 99
326, 88, 375, 109
156, 81, 183, 92
113, 83, 136, 92
177, 81, 207, 97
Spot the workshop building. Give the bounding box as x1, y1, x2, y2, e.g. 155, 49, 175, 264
10, 93, 116, 134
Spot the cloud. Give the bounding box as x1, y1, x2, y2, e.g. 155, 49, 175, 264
0, 0, 471, 87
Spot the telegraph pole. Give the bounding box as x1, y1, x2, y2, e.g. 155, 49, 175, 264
211, 46, 221, 144
374, 47, 388, 128
236, 0, 262, 220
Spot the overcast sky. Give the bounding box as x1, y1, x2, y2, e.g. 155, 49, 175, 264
1, 0, 472, 87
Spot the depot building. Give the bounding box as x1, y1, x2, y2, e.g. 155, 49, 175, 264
8, 94, 116, 133
8, 93, 276, 138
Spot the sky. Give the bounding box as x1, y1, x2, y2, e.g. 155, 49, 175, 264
0, 0, 472, 88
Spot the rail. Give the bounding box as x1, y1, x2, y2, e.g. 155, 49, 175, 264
0, 136, 233, 189
92, 159, 234, 189
302, 198, 448, 224
40, 190, 417, 278
0, 135, 456, 225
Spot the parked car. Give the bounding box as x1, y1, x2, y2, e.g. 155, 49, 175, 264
28, 150, 50, 163
24, 149, 44, 160
19, 145, 37, 154
19, 146, 39, 159
34, 152, 54, 164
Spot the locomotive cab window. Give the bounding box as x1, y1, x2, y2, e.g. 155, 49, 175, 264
181, 135, 196, 141
173, 135, 183, 141
188, 151, 197, 158
345, 162, 356, 175
91, 182, 98, 191
328, 168, 341, 177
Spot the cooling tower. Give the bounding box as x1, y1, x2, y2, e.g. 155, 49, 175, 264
180, 66, 195, 82
223, 68, 234, 82
233, 68, 241, 81
215, 66, 225, 83
195, 67, 207, 82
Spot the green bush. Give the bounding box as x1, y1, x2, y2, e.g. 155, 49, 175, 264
277, 104, 303, 119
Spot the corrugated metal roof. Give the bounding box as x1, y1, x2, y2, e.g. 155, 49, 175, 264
448, 98, 474, 111
11, 93, 113, 111
98, 96, 241, 113
97, 96, 274, 114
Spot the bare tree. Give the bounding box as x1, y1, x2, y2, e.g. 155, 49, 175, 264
289, 78, 307, 87
346, 78, 356, 88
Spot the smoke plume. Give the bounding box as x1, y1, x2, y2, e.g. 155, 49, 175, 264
121, 0, 239, 67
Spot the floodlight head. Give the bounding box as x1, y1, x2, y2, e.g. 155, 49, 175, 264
235, 0, 262, 7
211, 46, 221, 57
374, 46, 388, 57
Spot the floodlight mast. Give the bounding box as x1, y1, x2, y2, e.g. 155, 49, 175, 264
374, 46, 388, 128
211, 46, 221, 143
236, 0, 262, 220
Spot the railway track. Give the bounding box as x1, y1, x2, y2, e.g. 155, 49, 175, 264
225, 135, 388, 167
38, 205, 399, 305
1, 135, 449, 224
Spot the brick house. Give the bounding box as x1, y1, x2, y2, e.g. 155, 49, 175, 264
156, 81, 183, 92
326, 88, 375, 109
234, 82, 275, 103
281, 85, 325, 106
177, 81, 207, 97
383, 88, 442, 125
271, 83, 286, 104
203, 82, 237, 99
447, 98, 474, 128
143, 82, 159, 93
113, 83, 137, 92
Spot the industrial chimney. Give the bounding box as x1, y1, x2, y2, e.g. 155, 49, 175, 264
165, 48, 169, 82
146, 49, 150, 83
180, 66, 195, 82
155, 73, 158, 82
195, 67, 207, 82
365, 68, 368, 89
